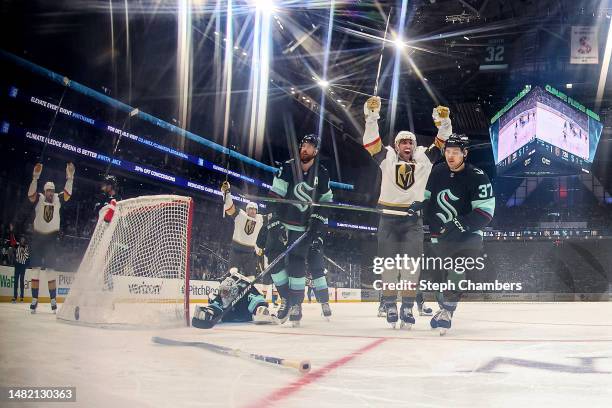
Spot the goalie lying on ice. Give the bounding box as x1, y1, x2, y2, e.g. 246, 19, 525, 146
192, 268, 278, 328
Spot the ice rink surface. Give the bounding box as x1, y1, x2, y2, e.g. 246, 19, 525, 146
2, 301, 612, 408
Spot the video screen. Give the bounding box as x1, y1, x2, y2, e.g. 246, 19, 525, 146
497, 106, 536, 164
536, 103, 589, 160
491, 86, 603, 166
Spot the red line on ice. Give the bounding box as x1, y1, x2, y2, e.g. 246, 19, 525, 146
244, 337, 387, 408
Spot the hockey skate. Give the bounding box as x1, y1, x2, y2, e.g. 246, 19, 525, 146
321, 302, 332, 321
385, 302, 398, 329
288, 304, 302, 327
29, 298, 38, 314
399, 303, 415, 329
275, 298, 289, 324
430, 308, 452, 335
377, 302, 386, 317
417, 302, 433, 316
51, 298, 57, 314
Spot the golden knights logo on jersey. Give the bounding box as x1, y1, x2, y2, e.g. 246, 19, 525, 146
244, 219, 257, 235
395, 163, 416, 190
43, 204, 54, 223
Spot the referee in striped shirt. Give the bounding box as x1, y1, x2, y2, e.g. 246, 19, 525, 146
12, 237, 29, 303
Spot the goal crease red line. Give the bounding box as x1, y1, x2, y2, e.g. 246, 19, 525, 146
243, 337, 387, 408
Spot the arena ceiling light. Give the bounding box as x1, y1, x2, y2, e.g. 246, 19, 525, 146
253, 0, 276, 13
393, 37, 406, 49
317, 79, 329, 88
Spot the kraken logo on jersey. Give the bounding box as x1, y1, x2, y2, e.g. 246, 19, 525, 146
43, 205, 54, 223
293, 182, 314, 212
395, 163, 416, 190
244, 219, 257, 235
435, 189, 460, 223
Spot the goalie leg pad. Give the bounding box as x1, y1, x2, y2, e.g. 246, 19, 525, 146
192, 304, 223, 329
252, 305, 277, 325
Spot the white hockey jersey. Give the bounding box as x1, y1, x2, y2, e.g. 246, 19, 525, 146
232, 210, 264, 248
376, 146, 434, 208
363, 122, 444, 209
33, 193, 62, 234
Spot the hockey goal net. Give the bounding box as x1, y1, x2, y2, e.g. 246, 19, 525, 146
58, 195, 193, 327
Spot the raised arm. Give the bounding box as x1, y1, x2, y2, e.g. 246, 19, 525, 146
61, 162, 75, 202
420, 106, 453, 163
28, 163, 43, 203
362, 96, 388, 166
221, 181, 238, 218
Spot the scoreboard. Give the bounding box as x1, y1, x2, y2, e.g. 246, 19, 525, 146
489, 85, 603, 176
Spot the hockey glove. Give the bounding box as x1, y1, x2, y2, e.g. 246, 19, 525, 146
267, 218, 288, 246
33, 163, 43, 180
364, 96, 381, 123
406, 201, 424, 216
432, 106, 452, 142
103, 199, 117, 223
308, 214, 326, 252
440, 217, 469, 240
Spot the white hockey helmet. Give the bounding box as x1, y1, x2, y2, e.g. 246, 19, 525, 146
394, 131, 416, 146
43, 181, 55, 191
246, 201, 258, 212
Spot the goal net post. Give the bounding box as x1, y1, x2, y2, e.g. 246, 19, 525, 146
58, 195, 193, 327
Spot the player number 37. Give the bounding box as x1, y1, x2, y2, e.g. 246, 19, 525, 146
478, 183, 493, 198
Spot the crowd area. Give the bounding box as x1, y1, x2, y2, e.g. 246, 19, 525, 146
1, 163, 609, 294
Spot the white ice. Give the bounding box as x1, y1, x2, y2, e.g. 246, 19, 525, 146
1, 302, 611, 408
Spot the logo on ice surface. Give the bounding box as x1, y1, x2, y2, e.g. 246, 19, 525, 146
435, 189, 459, 223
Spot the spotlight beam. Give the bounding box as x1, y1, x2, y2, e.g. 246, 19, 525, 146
596, 18, 612, 111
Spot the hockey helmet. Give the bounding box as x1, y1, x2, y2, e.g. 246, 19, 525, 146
102, 175, 118, 189
445, 133, 469, 150
246, 201, 258, 212
394, 131, 416, 146
43, 181, 55, 191
300, 134, 320, 149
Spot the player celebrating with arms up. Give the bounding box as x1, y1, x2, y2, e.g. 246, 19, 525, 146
220, 181, 264, 276
27, 162, 75, 313
419, 134, 495, 335
362, 96, 452, 328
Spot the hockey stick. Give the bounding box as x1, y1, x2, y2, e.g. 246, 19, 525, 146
244, 194, 417, 217
193, 232, 308, 329
373, 8, 392, 97
324, 255, 347, 273
198, 244, 229, 264
39, 77, 70, 162
104, 108, 139, 177
152, 336, 311, 374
